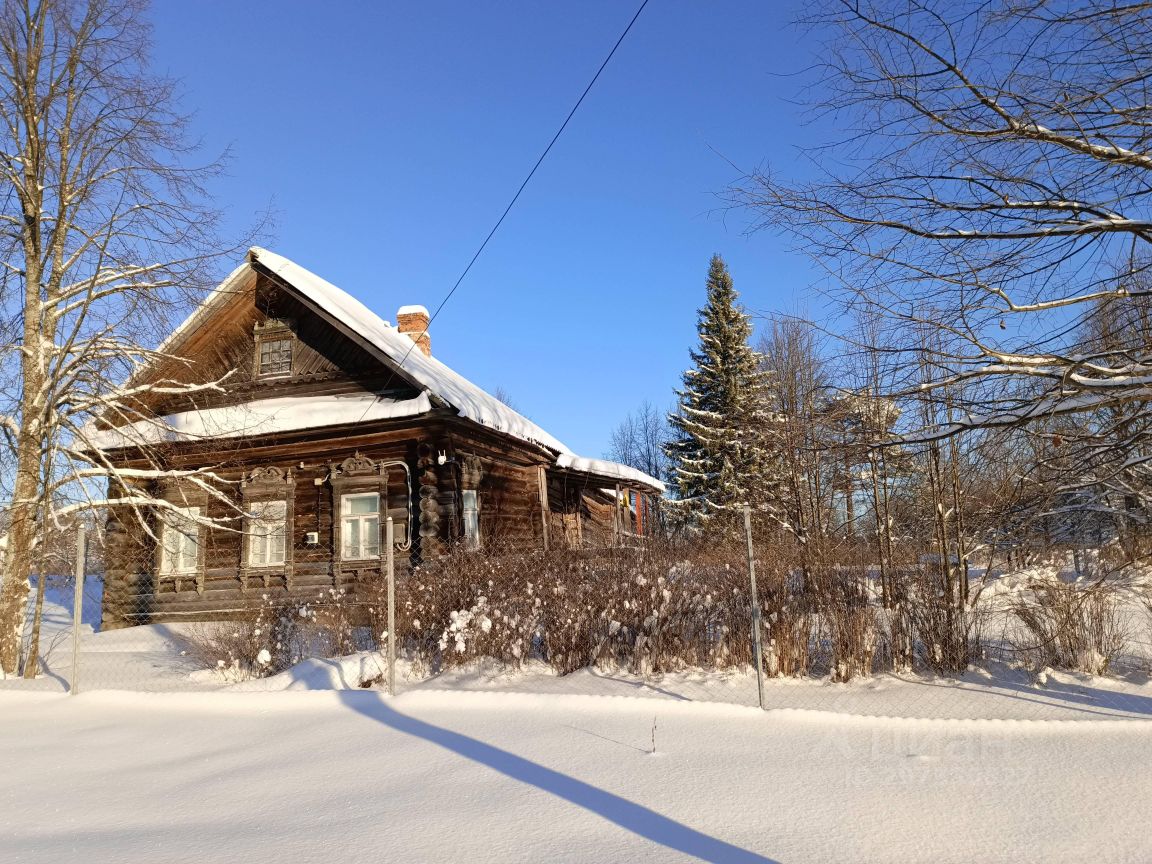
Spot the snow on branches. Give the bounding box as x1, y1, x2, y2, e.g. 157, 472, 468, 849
666, 255, 785, 530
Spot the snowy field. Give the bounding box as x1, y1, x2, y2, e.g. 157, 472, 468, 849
7, 548, 1144, 858
3, 575, 1152, 861
4, 687, 1152, 863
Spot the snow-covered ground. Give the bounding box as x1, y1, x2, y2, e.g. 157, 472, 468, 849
3, 687, 1151, 863
0, 576, 216, 692
6, 572, 1152, 723
4, 572, 1152, 861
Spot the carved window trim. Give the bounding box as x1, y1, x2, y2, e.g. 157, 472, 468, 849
154, 483, 209, 595
330, 453, 389, 569
240, 466, 296, 590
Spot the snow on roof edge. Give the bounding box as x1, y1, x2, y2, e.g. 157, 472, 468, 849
87, 392, 433, 451
555, 454, 665, 494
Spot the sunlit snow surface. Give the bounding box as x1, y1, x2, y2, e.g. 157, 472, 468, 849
4, 576, 1152, 862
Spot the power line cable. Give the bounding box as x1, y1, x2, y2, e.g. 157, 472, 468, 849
389, 0, 651, 378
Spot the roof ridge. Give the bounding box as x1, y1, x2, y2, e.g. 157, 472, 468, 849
248, 247, 574, 456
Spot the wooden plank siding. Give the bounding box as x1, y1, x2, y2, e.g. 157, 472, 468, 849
103, 272, 418, 427
101, 432, 626, 627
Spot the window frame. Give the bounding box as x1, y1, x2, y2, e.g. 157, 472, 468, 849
239, 466, 296, 591
246, 499, 288, 569
159, 505, 201, 577
461, 489, 480, 550
256, 335, 294, 378
340, 491, 381, 561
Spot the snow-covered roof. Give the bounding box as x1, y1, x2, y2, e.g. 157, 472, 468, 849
103, 247, 665, 494
250, 247, 573, 456
555, 455, 665, 492
88, 392, 433, 450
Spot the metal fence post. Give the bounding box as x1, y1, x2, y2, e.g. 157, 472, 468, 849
70, 525, 87, 695
386, 516, 396, 697
743, 505, 766, 711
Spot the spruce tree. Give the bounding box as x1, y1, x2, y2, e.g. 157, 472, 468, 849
665, 255, 780, 530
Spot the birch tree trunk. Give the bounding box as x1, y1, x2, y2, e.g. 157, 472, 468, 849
2, 0, 57, 674
0, 0, 248, 675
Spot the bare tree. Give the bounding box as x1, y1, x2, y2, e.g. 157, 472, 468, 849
0, 0, 248, 676
758, 316, 833, 548
606, 400, 669, 483
492, 385, 519, 412
740, 0, 1152, 441
734, 0, 1152, 574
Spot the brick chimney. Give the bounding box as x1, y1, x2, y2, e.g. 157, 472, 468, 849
396, 305, 431, 356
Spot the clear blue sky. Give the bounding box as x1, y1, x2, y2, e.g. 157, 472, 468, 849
148, 1, 827, 459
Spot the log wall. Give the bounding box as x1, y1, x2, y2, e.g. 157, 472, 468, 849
99, 417, 628, 629
96, 265, 638, 628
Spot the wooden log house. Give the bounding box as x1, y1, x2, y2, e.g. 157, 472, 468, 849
91, 248, 664, 628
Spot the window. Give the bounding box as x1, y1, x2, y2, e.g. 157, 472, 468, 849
160, 506, 200, 576
462, 489, 480, 550
258, 337, 293, 377
247, 500, 287, 567
341, 492, 380, 560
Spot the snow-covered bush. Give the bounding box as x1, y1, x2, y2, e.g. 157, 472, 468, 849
182, 590, 373, 680
875, 599, 915, 674
812, 569, 876, 682
390, 545, 540, 673
892, 566, 984, 674
393, 539, 813, 677
181, 618, 268, 682
1009, 578, 1130, 675
181, 540, 1142, 684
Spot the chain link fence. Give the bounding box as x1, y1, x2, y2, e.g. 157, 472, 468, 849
4, 518, 1152, 723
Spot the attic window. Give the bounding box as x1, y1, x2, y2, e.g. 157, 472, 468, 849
257, 337, 293, 377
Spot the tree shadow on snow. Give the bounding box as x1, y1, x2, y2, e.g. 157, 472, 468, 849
337, 691, 778, 864
987, 675, 1152, 718
585, 669, 693, 701
896, 670, 1152, 719
283, 657, 358, 690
